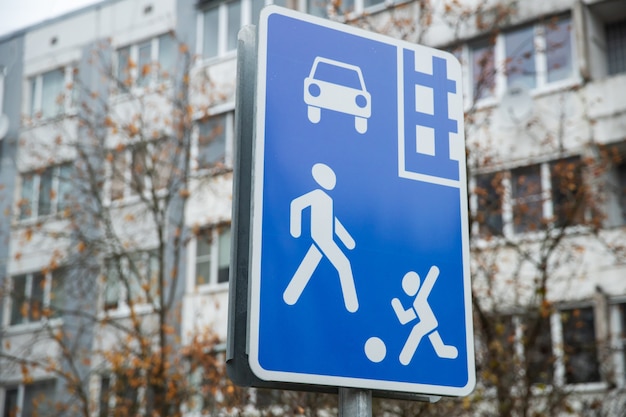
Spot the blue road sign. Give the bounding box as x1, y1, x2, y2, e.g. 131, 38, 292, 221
249, 6, 474, 396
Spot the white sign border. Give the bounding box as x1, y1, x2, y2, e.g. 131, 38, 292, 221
248, 4, 475, 397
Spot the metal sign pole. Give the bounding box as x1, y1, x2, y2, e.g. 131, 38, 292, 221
339, 388, 372, 417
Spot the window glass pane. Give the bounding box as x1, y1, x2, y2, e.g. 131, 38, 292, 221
130, 145, 147, 196
196, 260, 211, 286
50, 268, 66, 319
99, 377, 111, 417
117, 46, 131, 85
217, 227, 231, 283
29, 77, 37, 116
30, 273, 45, 322
470, 39, 496, 100
251, 0, 265, 26
328, 0, 353, 14
561, 307, 601, 384
41, 68, 65, 118
307, 0, 327, 17
227, 0, 242, 52
272, 0, 298, 9
511, 164, 543, 233
158, 34, 176, 80
475, 172, 504, 236
363, 0, 383, 8
111, 150, 127, 201
104, 259, 121, 310
545, 16, 572, 83
20, 174, 34, 220
505, 26, 536, 89
606, 18, 626, 75
522, 314, 554, 384
2, 387, 18, 417
10, 275, 27, 325
137, 40, 152, 86
128, 253, 145, 303
57, 164, 73, 214
23, 380, 57, 417
203, 7, 220, 58
196, 230, 212, 286
477, 315, 516, 388
550, 157, 584, 227
198, 115, 226, 169
38, 167, 53, 217
147, 251, 160, 303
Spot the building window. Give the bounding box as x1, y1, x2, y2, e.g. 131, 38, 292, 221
474, 172, 504, 237
19, 163, 73, 220
198, 0, 303, 59
560, 307, 601, 384
103, 251, 160, 311
200, 0, 241, 59
550, 157, 585, 227
29, 67, 72, 119
469, 38, 496, 101
107, 140, 168, 202
98, 376, 111, 417
464, 14, 574, 104
505, 25, 537, 90
196, 112, 233, 170
116, 33, 177, 88
6, 269, 65, 326
522, 314, 554, 384
503, 16, 573, 89
606, 18, 626, 75
545, 16, 574, 83
511, 164, 544, 233
195, 225, 231, 288
1, 380, 57, 417
473, 157, 585, 237
2, 387, 18, 417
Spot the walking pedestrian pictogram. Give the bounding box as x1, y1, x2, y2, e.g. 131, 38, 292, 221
283, 163, 359, 312
391, 266, 458, 365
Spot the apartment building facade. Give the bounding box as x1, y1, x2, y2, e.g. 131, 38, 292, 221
0, 0, 626, 415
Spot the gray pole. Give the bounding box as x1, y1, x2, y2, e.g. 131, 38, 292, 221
339, 388, 372, 417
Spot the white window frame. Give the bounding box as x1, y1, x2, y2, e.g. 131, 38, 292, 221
1, 380, 57, 417
105, 140, 167, 204
102, 250, 160, 315
477, 307, 605, 389
114, 33, 176, 91
1, 270, 64, 329
192, 110, 234, 172
471, 156, 585, 238
462, 14, 578, 108
28, 67, 74, 120
189, 224, 231, 292
196, 0, 243, 61
552, 305, 604, 387
196, 0, 305, 62
17, 163, 73, 222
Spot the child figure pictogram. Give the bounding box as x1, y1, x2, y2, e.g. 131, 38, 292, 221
283, 163, 358, 312
391, 266, 458, 365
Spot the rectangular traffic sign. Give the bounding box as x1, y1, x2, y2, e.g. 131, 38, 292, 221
247, 5, 474, 397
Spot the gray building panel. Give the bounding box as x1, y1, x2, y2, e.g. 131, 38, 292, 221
0, 33, 23, 332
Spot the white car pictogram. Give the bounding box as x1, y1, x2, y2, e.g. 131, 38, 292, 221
304, 57, 371, 134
